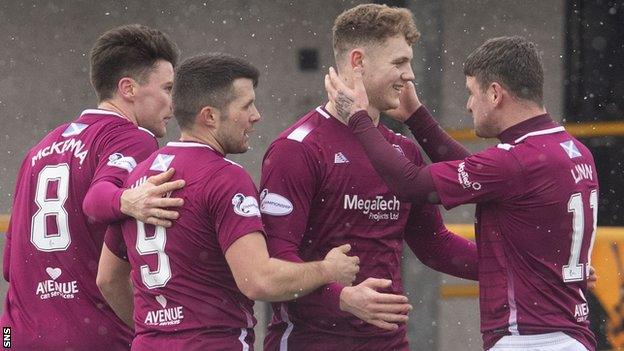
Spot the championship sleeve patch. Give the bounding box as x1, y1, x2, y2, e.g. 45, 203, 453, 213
231, 193, 261, 217
259, 189, 293, 216
107, 153, 137, 172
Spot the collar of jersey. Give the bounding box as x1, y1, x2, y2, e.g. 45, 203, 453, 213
498, 114, 564, 144
167, 141, 215, 150
80, 108, 125, 119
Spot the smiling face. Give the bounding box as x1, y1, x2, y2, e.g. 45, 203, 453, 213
133, 59, 174, 137
215, 78, 261, 155
362, 35, 415, 112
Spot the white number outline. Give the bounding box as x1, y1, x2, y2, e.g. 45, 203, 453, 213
136, 221, 171, 289
563, 190, 598, 282
30, 164, 71, 252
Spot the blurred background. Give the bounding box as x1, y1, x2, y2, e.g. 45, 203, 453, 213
1, 0, 622, 349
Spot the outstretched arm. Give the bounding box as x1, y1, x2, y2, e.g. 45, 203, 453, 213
225, 232, 359, 302
405, 205, 478, 281
384, 82, 470, 162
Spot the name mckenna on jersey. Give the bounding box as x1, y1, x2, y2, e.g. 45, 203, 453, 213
343, 194, 400, 221
31, 138, 88, 166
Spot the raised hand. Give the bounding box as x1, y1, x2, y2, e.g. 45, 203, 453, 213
324, 66, 369, 124
385, 81, 422, 122
323, 244, 360, 286
120, 168, 185, 227
339, 278, 412, 330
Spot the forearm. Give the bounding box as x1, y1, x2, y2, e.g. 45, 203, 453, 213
99, 277, 134, 327
83, 181, 125, 223
348, 111, 438, 204
260, 257, 333, 302
407, 229, 478, 281
405, 106, 471, 161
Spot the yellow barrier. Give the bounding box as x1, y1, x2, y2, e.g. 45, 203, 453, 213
448, 120, 624, 142
0, 215, 8, 233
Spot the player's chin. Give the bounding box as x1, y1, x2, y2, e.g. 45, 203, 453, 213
154, 126, 167, 138
383, 97, 401, 111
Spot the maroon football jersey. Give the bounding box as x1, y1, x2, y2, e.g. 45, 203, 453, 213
260, 106, 477, 350
106, 141, 264, 350
428, 115, 598, 350
1, 109, 157, 350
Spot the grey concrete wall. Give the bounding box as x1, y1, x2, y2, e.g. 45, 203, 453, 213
0, 0, 566, 350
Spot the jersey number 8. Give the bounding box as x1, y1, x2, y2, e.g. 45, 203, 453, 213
31, 164, 71, 252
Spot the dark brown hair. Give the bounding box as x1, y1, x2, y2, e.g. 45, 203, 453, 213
464, 36, 544, 106
333, 4, 420, 59
90, 24, 179, 101
172, 53, 259, 130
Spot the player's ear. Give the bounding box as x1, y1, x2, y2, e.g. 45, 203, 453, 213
489, 82, 504, 106
198, 105, 220, 129
349, 48, 364, 70
118, 77, 136, 101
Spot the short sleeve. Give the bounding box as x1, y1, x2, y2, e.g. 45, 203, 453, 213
259, 139, 321, 259
104, 223, 128, 261
204, 164, 265, 253
428, 147, 523, 209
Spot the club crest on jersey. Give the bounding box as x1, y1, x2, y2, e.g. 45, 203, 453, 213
144, 294, 185, 326
150, 154, 175, 172
232, 193, 261, 217
61, 122, 89, 137
35, 267, 79, 300
260, 189, 293, 216
107, 153, 137, 172
334, 152, 349, 164
560, 140, 582, 159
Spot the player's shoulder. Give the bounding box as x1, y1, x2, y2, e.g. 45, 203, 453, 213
373, 122, 424, 164
468, 142, 524, 172
275, 106, 334, 144
80, 109, 156, 140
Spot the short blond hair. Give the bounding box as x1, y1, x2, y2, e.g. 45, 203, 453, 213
332, 4, 420, 59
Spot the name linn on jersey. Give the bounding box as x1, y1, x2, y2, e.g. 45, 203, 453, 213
144, 295, 185, 326
343, 194, 400, 221
31, 138, 88, 166
35, 267, 79, 300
